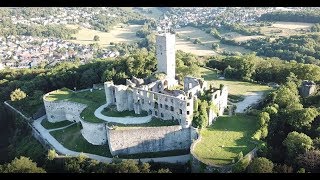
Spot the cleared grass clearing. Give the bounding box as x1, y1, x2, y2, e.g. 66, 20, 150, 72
193, 115, 258, 166
199, 67, 272, 96
50, 123, 112, 157
41, 118, 73, 130
66, 24, 142, 48
45, 88, 106, 123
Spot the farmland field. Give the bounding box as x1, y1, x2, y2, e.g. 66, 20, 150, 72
66, 23, 142, 48
175, 26, 251, 56
253, 21, 314, 38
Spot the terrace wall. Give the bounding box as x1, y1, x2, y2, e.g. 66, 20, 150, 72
80, 119, 107, 145
107, 126, 198, 156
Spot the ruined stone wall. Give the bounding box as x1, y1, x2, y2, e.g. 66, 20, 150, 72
300, 83, 317, 97
131, 87, 193, 128
80, 120, 107, 145
104, 81, 116, 106
107, 126, 192, 156
43, 98, 87, 123
211, 86, 228, 116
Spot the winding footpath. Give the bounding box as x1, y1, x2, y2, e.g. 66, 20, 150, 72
234, 91, 265, 113
32, 116, 189, 163
94, 104, 152, 124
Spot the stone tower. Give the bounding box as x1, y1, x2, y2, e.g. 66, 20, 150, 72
156, 33, 177, 87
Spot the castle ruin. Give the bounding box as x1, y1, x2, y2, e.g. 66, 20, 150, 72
104, 32, 228, 128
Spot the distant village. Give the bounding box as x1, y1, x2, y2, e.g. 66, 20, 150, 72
10, 7, 119, 29
0, 35, 119, 69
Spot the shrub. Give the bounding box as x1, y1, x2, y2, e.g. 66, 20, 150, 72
232, 156, 250, 173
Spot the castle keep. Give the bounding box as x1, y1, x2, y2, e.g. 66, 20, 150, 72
104, 32, 228, 128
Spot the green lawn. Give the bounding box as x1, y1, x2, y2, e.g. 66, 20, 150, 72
118, 149, 189, 159
101, 105, 148, 117
45, 88, 106, 123
193, 115, 259, 166
200, 67, 272, 96
50, 124, 112, 157
110, 117, 179, 129
41, 119, 73, 130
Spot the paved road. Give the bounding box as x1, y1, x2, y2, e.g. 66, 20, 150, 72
32, 116, 190, 163
234, 92, 264, 113
94, 104, 152, 124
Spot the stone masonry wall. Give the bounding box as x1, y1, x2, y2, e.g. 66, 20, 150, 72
107, 126, 192, 156
80, 119, 107, 145
43, 99, 87, 123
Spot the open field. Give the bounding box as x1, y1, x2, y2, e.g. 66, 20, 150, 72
271, 21, 314, 30
41, 118, 73, 129
175, 26, 251, 56
199, 67, 272, 96
220, 31, 265, 43
193, 115, 258, 166
175, 38, 216, 56
50, 124, 111, 157
255, 21, 314, 38
45, 88, 106, 123
66, 24, 142, 48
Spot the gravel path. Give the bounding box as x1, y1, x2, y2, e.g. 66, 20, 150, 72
234, 92, 264, 113
94, 104, 152, 124
32, 116, 189, 163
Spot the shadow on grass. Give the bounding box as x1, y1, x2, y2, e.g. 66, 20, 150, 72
206, 115, 258, 133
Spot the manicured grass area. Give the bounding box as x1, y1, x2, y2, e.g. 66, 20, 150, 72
44, 88, 73, 101
101, 105, 148, 117
118, 149, 189, 159
200, 67, 272, 97
110, 117, 179, 129
50, 124, 112, 157
45, 88, 106, 123
193, 115, 259, 166
66, 23, 142, 48
41, 119, 73, 130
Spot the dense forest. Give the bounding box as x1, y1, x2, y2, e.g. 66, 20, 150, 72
207, 54, 320, 83
240, 34, 320, 65
259, 11, 320, 23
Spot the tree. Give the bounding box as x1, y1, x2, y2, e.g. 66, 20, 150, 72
93, 35, 100, 41
258, 112, 270, 127
116, 160, 140, 173
273, 164, 293, 173
0, 156, 46, 173
232, 156, 250, 173
47, 149, 56, 161
274, 86, 302, 109
10, 88, 27, 101
296, 150, 320, 173
287, 108, 319, 130
283, 131, 313, 158
248, 157, 274, 173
